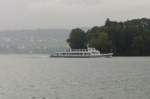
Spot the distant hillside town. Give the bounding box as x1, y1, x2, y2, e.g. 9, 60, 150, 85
0, 29, 70, 54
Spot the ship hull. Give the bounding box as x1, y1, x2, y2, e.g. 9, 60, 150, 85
50, 53, 113, 58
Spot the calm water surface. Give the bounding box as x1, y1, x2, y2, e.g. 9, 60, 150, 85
0, 55, 150, 99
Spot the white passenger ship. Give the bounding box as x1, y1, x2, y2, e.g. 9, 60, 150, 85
50, 48, 113, 58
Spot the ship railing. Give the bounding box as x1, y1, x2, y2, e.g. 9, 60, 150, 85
62, 48, 98, 52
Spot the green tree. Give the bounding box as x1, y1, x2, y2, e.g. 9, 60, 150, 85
67, 28, 87, 49
88, 32, 112, 53
66, 18, 150, 56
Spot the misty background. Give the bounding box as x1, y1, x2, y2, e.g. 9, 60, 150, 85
0, 0, 149, 30
0, 29, 70, 54
0, 0, 149, 53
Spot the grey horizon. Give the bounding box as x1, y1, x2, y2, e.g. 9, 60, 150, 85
0, 0, 149, 30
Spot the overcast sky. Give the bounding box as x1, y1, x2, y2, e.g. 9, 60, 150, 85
0, 0, 149, 30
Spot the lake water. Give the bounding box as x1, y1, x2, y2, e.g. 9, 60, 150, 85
0, 55, 150, 99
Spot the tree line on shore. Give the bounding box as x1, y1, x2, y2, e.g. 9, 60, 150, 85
67, 18, 150, 56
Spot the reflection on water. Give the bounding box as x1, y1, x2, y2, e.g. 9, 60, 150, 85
0, 55, 149, 99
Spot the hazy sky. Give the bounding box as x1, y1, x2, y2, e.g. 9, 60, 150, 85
0, 0, 149, 30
